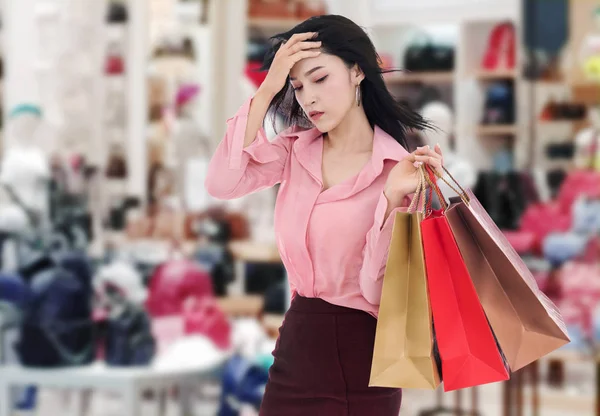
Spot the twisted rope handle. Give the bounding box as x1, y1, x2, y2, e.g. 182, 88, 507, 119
426, 165, 471, 205
424, 165, 449, 211
407, 166, 427, 213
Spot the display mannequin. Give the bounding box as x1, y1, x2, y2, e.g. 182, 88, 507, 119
0, 105, 51, 231
420, 101, 477, 198
166, 83, 214, 211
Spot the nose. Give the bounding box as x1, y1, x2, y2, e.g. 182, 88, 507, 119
303, 96, 316, 108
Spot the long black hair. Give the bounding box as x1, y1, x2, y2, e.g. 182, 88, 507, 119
261, 14, 432, 150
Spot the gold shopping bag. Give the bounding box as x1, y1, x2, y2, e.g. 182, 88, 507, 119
369, 167, 441, 389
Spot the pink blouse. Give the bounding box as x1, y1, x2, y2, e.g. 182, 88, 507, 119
205, 97, 412, 317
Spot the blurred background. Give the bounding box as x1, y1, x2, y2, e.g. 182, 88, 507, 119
0, 0, 599, 415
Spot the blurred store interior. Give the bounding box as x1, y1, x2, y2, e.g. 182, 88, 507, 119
0, 0, 599, 415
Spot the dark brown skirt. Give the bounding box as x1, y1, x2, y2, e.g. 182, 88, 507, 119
259, 295, 402, 416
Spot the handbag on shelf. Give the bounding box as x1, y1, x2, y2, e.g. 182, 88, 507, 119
105, 145, 128, 179
481, 81, 515, 125
146, 253, 214, 318
248, 0, 295, 19
403, 33, 455, 72
296, 0, 327, 18
107, 1, 128, 23
17, 264, 95, 368
104, 302, 156, 367
184, 297, 231, 350
473, 171, 533, 230
0, 273, 31, 364
481, 22, 516, 71
370, 167, 441, 390
105, 43, 125, 75
555, 169, 600, 213
546, 142, 576, 160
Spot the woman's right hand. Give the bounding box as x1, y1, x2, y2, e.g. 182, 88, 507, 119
259, 32, 322, 97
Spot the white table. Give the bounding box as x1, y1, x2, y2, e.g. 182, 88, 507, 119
0, 362, 222, 416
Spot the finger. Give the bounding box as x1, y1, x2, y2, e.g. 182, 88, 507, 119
434, 144, 444, 167
284, 32, 318, 49
289, 50, 322, 65
415, 155, 443, 174
415, 149, 442, 161
415, 146, 442, 159
416, 149, 443, 167
288, 41, 322, 54
426, 158, 444, 176
413, 155, 435, 163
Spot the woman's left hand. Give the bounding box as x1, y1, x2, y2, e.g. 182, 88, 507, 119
383, 144, 444, 205
414, 144, 444, 178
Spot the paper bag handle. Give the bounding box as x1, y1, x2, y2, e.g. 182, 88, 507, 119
407, 165, 429, 213
425, 165, 470, 206
424, 166, 449, 211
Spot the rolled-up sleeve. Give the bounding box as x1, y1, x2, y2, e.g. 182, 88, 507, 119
204, 97, 292, 200
359, 191, 412, 305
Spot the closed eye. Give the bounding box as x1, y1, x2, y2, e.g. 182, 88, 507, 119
292, 75, 327, 91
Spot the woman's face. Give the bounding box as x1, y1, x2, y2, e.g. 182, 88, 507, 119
289, 52, 362, 133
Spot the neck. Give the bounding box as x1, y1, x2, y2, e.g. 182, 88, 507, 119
324, 105, 373, 153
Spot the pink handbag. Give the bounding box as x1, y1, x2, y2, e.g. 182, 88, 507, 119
519, 202, 571, 253
184, 298, 231, 350
503, 230, 536, 254
146, 258, 214, 317
556, 170, 600, 213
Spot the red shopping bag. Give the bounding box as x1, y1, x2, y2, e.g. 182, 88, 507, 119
421, 167, 509, 392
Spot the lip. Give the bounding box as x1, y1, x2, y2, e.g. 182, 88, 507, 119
309, 111, 324, 121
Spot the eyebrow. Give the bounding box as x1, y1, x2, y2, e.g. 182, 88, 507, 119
289, 66, 325, 81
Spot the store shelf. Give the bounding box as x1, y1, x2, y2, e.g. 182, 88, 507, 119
472, 69, 517, 80
217, 295, 264, 317
537, 119, 590, 131
229, 240, 281, 263
384, 71, 454, 84
543, 159, 575, 171
248, 17, 303, 29
263, 314, 284, 335
476, 124, 518, 136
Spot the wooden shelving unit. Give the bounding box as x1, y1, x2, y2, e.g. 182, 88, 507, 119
248, 17, 303, 29
367, 10, 526, 170
383, 71, 454, 84
473, 69, 517, 80
476, 124, 518, 136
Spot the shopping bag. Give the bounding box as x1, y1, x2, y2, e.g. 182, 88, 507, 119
439, 167, 570, 371
421, 167, 509, 392
369, 167, 441, 389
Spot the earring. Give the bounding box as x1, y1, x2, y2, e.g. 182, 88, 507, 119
355, 85, 361, 107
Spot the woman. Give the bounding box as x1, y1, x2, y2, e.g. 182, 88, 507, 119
205, 15, 444, 416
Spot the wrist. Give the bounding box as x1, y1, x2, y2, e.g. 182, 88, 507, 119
256, 85, 277, 102
384, 188, 407, 208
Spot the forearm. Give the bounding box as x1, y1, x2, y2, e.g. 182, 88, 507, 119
243, 87, 275, 148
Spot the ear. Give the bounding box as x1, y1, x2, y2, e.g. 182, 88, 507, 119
351, 63, 365, 84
